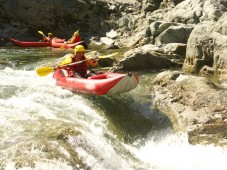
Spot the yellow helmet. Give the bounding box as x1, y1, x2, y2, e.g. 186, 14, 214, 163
74, 30, 79, 36
74, 45, 85, 54
48, 33, 52, 37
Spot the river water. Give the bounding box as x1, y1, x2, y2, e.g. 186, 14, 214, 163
1, 47, 227, 170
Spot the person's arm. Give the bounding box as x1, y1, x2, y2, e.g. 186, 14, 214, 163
67, 37, 75, 44
43, 35, 50, 42
59, 55, 73, 66
86, 59, 97, 67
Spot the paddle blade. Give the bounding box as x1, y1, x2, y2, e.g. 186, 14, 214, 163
36, 67, 54, 76
99, 52, 118, 59
38, 31, 44, 35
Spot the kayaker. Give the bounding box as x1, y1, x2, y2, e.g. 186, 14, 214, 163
41, 33, 53, 42
59, 45, 97, 78
66, 30, 81, 44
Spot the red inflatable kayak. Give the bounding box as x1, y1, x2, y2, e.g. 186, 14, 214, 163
10, 38, 51, 47
51, 38, 88, 49
53, 69, 139, 95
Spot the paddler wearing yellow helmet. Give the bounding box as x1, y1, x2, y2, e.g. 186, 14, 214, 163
41, 32, 53, 42
67, 30, 81, 44
59, 45, 97, 78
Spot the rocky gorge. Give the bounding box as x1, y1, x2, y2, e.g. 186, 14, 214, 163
1, 0, 227, 146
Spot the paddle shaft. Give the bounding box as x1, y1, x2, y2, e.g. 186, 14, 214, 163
58, 58, 92, 68
36, 58, 97, 76
36, 52, 118, 76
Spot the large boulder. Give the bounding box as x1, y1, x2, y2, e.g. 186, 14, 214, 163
152, 70, 227, 145
183, 16, 227, 85
111, 44, 181, 71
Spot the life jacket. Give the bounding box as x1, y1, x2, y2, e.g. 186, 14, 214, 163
68, 36, 81, 44
71, 55, 87, 77
59, 54, 97, 78
61, 55, 87, 77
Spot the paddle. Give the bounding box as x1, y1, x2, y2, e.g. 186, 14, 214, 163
60, 41, 86, 49
38, 31, 47, 38
36, 52, 119, 76
99, 52, 118, 59
36, 59, 90, 76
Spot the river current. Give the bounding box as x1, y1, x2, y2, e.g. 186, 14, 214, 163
1, 47, 227, 170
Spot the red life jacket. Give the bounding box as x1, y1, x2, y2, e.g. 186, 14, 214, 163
66, 55, 87, 77
71, 36, 81, 43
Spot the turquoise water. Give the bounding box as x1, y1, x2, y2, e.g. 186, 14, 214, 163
0, 47, 227, 170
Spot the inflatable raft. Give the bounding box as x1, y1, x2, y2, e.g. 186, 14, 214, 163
10, 38, 51, 47
53, 69, 139, 95
51, 38, 88, 49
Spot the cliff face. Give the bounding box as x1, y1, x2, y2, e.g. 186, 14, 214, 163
0, 0, 179, 40
0, 0, 114, 38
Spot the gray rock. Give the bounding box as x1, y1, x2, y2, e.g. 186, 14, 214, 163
153, 70, 227, 145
